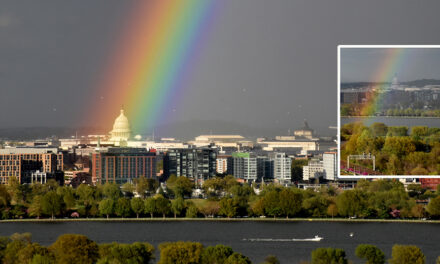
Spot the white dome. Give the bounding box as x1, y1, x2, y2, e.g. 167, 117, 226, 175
110, 109, 131, 142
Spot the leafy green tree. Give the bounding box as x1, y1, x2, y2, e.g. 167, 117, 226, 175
144, 197, 156, 218
29, 195, 44, 218
311, 248, 347, 264
57, 186, 76, 211
263, 190, 282, 218
198, 200, 220, 218
0, 236, 11, 261
389, 245, 425, 264
427, 196, 440, 218
98, 242, 154, 264
327, 203, 338, 219
99, 198, 114, 219
371, 123, 388, 137
279, 188, 302, 218
103, 183, 121, 200
167, 176, 194, 198
0, 184, 11, 209
155, 195, 171, 218
336, 189, 366, 217
219, 198, 238, 218
262, 255, 280, 264
115, 197, 132, 218
135, 177, 159, 198
49, 234, 99, 264
201, 244, 234, 264
355, 244, 385, 264
131, 197, 145, 218
76, 184, 96, 217
203, 177, 227, 197
17, 242, 53, 264
3, 239, 28, 264
171, 197, 185, 218
224, 252, 251, 264
42, 191, 62, 219
158, 241, 203, 264
185, 202, 199, 218
411, 126, 429, 140
31, 253, 56, 264
386, 126, 408, 137
383, 137, 416, 158
223, 175, 239, 191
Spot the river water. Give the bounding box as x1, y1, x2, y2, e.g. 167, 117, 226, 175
0, 221, 439, 263
341, 116, 440, 127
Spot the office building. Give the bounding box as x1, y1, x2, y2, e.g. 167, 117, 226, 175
323, 152, 337, 181
270, 152, 291, 184
91, 148, 156, 185
229, 152, 258, 182
303, 159, 324, 181
163, 148, 217, 184
0, 147, 63, 184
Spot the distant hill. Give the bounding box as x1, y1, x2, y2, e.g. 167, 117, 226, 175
340, 82, 386, 89
341, 79, 440, 89
0, 127, 105, 141
400, 79, 440, 87
0, 120, 334, 141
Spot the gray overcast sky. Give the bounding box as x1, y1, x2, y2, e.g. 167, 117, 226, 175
1, 0, 440, 137
341, 48, 440, 83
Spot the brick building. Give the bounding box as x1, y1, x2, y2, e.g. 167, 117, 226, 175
91, 148, 156, 185
0, 147, 63, 184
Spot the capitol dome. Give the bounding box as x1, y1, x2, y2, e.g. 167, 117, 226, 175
110, 108, 131, 142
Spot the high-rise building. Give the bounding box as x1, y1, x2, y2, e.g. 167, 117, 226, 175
91, 148, 156, 185
323, 152, 337, 181
163, 148, 217, 184
0, 147, 63, 184
229, 152, 258, 182
270, 152, 291, 184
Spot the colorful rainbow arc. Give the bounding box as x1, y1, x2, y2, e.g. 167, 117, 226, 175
88, 0, 219, 134
359, 48, 405, 117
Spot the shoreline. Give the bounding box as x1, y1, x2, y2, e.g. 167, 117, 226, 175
1, 217, 438, 224
341, 116, 440, 119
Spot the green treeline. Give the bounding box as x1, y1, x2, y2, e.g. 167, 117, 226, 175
341, 123, 440, 175
2, 176, 440, 220
0, 232, 436, 264
0, 232, 253, 264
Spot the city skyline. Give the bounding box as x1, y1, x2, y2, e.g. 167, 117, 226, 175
3, 1, 440, 137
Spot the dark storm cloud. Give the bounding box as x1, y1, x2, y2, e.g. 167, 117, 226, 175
1, 0, 440, 137
341, 48, 440, 82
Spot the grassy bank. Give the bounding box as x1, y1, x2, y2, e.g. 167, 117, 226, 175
1, 217, 439, 224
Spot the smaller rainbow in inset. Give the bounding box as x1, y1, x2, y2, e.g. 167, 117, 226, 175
359, 48, 406, 117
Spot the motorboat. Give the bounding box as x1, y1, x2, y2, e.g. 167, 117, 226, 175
244, 235, 323, 242
293, 235, 323, 242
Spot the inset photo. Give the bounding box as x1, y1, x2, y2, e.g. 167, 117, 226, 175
338, 45, 440, 178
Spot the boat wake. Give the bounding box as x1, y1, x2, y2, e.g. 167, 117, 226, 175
243, 235, 323, 242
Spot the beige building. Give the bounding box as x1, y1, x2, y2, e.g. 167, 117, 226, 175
188, 135, 253, 150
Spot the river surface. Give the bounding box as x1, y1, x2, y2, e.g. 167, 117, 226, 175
0, 221, 439, 263
341, 116, 440, 127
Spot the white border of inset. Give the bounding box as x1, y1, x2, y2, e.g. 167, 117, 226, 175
337, 45, 440, 178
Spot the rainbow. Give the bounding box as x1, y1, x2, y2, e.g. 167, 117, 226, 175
87, 0, 219, 134
359, 48, 405, 117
